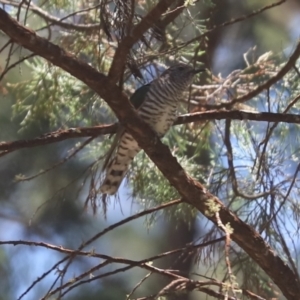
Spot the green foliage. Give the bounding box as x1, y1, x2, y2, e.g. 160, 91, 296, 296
129, 123, 212, 226
184, 0, 197, 7
7, 57, 116, 132
8, 58, 89, 130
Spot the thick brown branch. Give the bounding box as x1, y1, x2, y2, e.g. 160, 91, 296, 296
0, 8, 299, 299
1, 110, 300, 153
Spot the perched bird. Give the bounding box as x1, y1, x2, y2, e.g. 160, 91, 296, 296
100, 63, 203, 195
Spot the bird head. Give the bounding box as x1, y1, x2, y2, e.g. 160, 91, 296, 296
163, 63, 205, 88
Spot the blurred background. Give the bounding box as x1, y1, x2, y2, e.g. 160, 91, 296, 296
0, 0, 300, 299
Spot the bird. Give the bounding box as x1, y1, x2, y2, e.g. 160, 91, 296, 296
100, 63, 204, 195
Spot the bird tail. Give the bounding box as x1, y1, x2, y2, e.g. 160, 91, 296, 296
100, 130, 140, 195
100, 157, 130, 195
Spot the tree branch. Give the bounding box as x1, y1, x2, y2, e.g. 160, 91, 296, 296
0, 0, 102, 32
1, 110, 300, 153
183, 0, 286, 48
217, 40, 300, 108
108, 0, 174, 81
0, 8, 299, 299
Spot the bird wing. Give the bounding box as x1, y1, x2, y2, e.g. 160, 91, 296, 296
130, 83, 151, 110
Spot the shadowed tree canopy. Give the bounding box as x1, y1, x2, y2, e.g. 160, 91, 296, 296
0, 1, 300, 300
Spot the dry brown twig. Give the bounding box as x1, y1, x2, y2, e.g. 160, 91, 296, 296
0, 204, 225, 299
